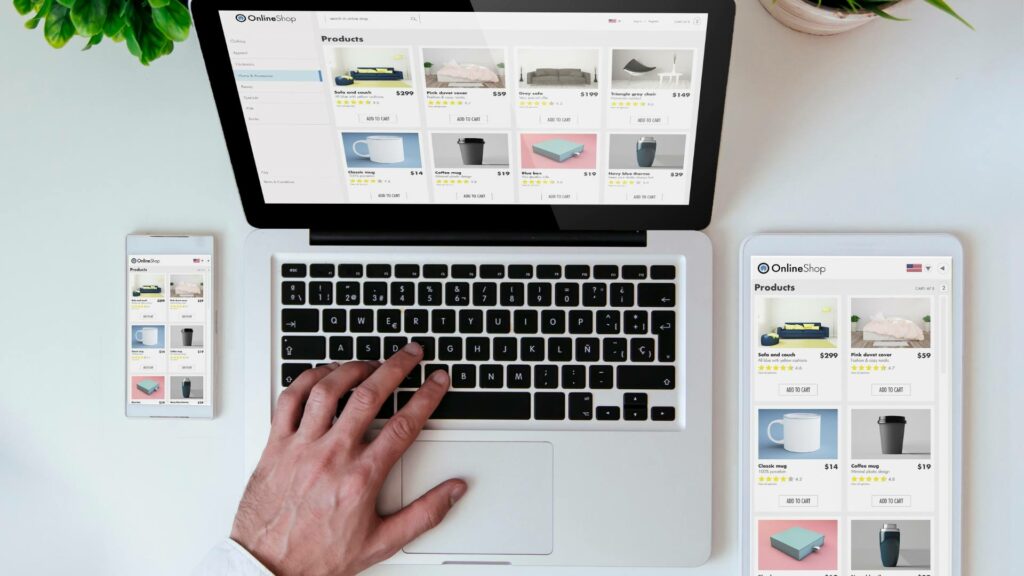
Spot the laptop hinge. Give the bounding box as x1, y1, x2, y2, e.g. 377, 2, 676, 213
309, 230, 647, 247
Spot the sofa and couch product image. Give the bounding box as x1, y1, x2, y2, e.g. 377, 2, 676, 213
422, 48, 505, 88
131, 376, 165, 400
758, 519, 838, 570
341, 132, 423, 169
851, 408, 931, 460
611, 49, 694, 89
851, 297, 931, 348
608, 133, 686, 169
170, 325, 203, 348
851, 519, 931, 570
517, 48, 599, 88
324, 46, 412, 88
130, 273, 165, 299
430, 133, 510, 168
170, 376, 204, 400
520, 134, 598, 170
756, 296, 839, 349
758, 409, 838, 460
169, 274, 204, 299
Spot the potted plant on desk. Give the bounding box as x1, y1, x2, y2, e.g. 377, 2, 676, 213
851, 314, 861, 332
759, 0, 971, 35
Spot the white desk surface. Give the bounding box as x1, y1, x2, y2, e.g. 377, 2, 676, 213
1, 1, 1021, 574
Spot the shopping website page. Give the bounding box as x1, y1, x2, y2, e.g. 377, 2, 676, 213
747, 257, 953, 576
127, 255, 212, 406
219, 11, 708, 205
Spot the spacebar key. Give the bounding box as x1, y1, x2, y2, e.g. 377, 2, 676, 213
398, 391, 531, 420
617, 366, 675, 389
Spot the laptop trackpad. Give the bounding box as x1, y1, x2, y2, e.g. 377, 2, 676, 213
400, 441, 553, 555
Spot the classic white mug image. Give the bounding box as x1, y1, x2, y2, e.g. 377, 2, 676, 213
767, 412, 821, 453
352, 135, 406, 164
134, 327, 159, 346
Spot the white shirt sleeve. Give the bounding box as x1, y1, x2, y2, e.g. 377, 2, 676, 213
193, 538, 274, 576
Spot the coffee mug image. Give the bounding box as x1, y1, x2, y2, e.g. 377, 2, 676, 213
851, 408, 931, 460
759, 408, 838, 460
457, 137, 486, 165
352, 135, 405, 164
878, 415, 907, 455
430, 132, 511, 169
131, 325, 164, 349
170, 325, 203, 348
342, 132, 423, 169
181, 328, 193, 347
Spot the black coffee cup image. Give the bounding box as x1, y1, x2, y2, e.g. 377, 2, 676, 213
182, 328, 194, 347
878, 415, 907, 454
457, 137, 486, 165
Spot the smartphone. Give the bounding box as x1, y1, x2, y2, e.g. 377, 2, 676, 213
126, 235, 214, 418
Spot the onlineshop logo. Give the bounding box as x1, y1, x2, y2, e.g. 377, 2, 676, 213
234, 13, 297, 24
757, 262, 770, 274
235, 14, 245, 22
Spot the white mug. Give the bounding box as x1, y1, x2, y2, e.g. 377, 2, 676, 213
767, 413, 821, 453
134, 327, 159, 346
352, 135, 405, 164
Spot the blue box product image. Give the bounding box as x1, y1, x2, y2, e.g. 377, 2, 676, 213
136, 379, 160, 396
532, 139, 585, 162
770, 526, 825, 561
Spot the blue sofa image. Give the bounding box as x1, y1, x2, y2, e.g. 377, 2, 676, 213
349, 67, 405, 81
776, 322, 830, 339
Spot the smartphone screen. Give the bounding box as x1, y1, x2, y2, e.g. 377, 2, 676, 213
126, 239, 213, 417
746, 256, 954, 575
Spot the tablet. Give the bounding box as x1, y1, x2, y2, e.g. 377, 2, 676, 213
740, 234, 963, 576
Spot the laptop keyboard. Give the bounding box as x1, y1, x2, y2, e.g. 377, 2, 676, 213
276, 258, 682, 429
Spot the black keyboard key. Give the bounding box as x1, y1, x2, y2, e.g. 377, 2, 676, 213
521, 337, 545, 361
405, 309, 429, 333
329, 336, 353, 360
349, 309, 374, 333
594, 265, 618, 279
548, 338, 572, 362
446, 282, 470, 306
610, 283, 634, 307
534, 392, 565, 420
466, 337, 490, 361
638, 283, 675, 307
603, 338, 627, 362
507, 364, 531, 388
438, 337, 463, 360
364, 282, 388, 305
575, 338, 600, 362
309, 281, 332, 305
480, 365, 503, 388
541, 310, 565, 334
625, 311, 649, 334
561, 365, 586, 389
282, 309, 318, 332
652, 310, 676, 362
651, 265, 676, 280
424, 363, 448, 381
565, 265, 590, 279
630, 338, 655, 362
472, 282, 497, 306
310, 264, 334, 278
582, 283, 607, 307
400, 364, 422, 388
597, 406, 620, 420
338, 264, 363, 278
383, 337, 407, 359
423, 264, 448, 278
508, 265, 533, 279
589, 365, 613, 389
480, 265, 505, 279
337, 391, 393, 419
282, 281, 306, 305
323, 309, 346, 332
451, 364, 476, 388
624, 393, 648, 407
418, 282, 442, 306
622, 265, 648, 280
281, 363, 311, 387
652, 406, 676, 421
457, 309, 483, 334
395, 264, 420, 278
452, 264, 476, 279
486, 310, 511, 334
282, 263, 306, 278
537, 265, 561, 279
569, 392, 593, 419
527, 283, 552, 306
555, 283, 580, 307
366, 264, 392, 278
356, 336, 381, 360
377, 309, 401, 333
336, 281, 360, 305
410, 336, 435, 360
391, 282, 415, 306
501, 282, 525, 306
597, 310, 621, 334
569, 310, 593, 334
624, 392, 648, 421
432, 309, 456, 333
493, 337, 517, 361
617, 366, 675, 389
514, 310, 538, 334
534, 365, 558, 389
282, 336, 325, 360
399, 391, 530, 420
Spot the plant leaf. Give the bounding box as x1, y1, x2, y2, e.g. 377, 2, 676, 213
24, 0, 51, 28
54, 0, 73, 7
70, 0, 107, 36
43, 3, 76, 48
865, 5, 909, 21
151, 1, 190, 42
14, 0, 35, 16
103, 0, 125, 37
921, 0, 973, 29
148, 0, 170, 7
82, 31, 102, 49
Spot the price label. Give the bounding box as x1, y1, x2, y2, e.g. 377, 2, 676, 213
917, 463, 932, 471
492, 90, 507, 97
579, 91, 599, 97
824, 463, 839, 471
820, 352, 839, 359
583, 171, 597, 177
918, 352, 932, 359
395, 90, 414, 96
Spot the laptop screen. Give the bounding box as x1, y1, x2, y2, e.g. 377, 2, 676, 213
218, 11, 710, 206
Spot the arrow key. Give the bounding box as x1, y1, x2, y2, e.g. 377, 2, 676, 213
652, 310, 676, 362
638, 283, 675, 307
282, 309, 318, 332
281, 336, 325, 360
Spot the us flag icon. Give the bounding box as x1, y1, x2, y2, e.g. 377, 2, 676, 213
906, 263, 923, 272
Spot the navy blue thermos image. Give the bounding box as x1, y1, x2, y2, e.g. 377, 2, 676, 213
880, 523, 900, 567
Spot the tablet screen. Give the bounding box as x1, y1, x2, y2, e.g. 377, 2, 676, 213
746, 256, 954, 575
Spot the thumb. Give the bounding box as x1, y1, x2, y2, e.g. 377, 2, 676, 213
372, 479, 467, 556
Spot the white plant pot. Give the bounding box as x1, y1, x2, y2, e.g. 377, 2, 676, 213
759, 0, 886, 35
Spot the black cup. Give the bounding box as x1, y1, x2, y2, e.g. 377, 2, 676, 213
457, 137, 486, 165
878, 415, 907, 455
182, 328, 194, 347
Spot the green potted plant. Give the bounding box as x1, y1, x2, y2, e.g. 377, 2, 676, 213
923, 314, 931, 333
760, 0, 971, 36
851, 314, 861, 332
14, 0, 192, 65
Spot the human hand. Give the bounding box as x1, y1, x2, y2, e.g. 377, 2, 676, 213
230, 343, 466, 576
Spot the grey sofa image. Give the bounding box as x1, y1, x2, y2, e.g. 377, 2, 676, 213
526, 68, 592, 86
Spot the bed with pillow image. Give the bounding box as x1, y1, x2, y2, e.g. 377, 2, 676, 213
859, 313, 929, 348
431, 60, 501, 87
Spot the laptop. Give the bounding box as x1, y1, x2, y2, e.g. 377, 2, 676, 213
192, 0, 734, 569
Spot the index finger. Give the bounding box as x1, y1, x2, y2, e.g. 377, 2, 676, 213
364, 369, 449, 471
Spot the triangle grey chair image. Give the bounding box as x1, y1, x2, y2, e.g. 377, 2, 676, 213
622, 58, 657, 86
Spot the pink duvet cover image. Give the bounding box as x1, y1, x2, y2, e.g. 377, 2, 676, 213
434, 60, 499, 83
862, 314, 925, 340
